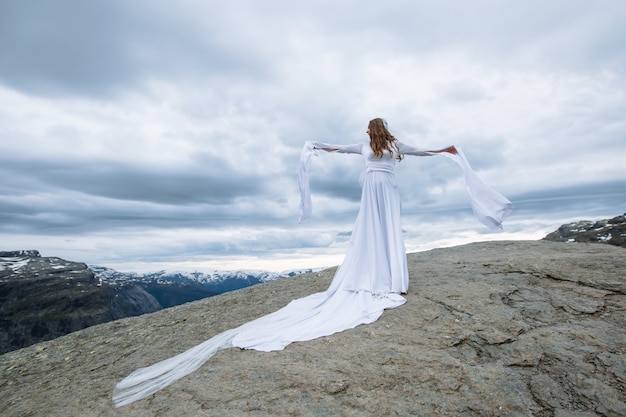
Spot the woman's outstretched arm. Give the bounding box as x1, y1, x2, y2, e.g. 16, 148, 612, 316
310, 142, 363, 154
397, 141, 457, 156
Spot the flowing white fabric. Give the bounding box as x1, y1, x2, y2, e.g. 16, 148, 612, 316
113, 140, 512, 407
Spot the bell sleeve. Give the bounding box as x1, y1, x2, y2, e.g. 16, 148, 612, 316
398, 141, 513, 229
298, 141, 363, 223
437, 148, 513, 229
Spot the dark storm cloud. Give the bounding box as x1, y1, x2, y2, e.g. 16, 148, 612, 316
0, 182, 258, 235
0, 152, 273, 235
0, 155, 265, 205
308, 161, 362, 203
510, 180, 626, 216
0, 0, 267, 97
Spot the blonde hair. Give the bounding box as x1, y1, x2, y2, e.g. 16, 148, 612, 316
367, 118, 402, 161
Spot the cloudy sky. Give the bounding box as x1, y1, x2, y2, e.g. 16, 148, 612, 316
1, 0, 625, 272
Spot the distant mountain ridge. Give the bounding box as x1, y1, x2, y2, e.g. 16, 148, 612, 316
90, 265, 308, 285
89, 265, 318, 309
0, 251, 316, 354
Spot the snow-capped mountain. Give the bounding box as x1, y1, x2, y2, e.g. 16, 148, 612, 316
89, 265, 318, 286
91, 266, 282, 285
88, 265, 321, 307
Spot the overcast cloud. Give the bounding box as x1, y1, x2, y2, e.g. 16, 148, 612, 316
1, 0, 625, 272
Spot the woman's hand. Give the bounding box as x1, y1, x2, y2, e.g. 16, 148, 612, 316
434, 145, 457, 155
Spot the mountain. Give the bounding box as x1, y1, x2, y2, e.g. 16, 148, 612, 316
542, 213, 626, 247
88, 266, 317, 308
0, 250, 161, 355
0, 251, 315, 354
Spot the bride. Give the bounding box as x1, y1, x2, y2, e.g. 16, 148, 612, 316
113, 117, 513, 407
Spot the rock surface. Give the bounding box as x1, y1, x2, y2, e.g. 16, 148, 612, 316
543, 213, 626, 248
0, 240, 624, 416
0, 251, 162, 354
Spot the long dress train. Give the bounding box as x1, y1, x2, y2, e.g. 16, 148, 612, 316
112, 141, 513, 407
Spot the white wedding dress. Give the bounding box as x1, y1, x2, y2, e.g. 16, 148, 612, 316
113, 141, 513, 407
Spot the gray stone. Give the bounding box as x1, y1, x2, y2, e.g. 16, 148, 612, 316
0, 240, 624, 416
543, 213, 626, 248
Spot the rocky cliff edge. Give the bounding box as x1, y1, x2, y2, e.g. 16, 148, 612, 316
0, 240, 624, 416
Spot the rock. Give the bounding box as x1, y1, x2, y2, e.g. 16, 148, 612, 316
543, 213, 626, 248
0, 240, 624, 416
0, 250, 41, 258
0, 252, 162, 354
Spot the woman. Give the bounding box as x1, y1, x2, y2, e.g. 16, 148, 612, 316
301, 117, 460, 297
113, 118, 512, 407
